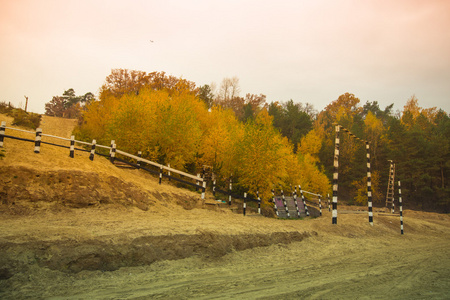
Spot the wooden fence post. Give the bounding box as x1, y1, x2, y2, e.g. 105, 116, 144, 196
110, 143, 116, 163
293, 186, 301, 218
299, 185, 310, 217
201, 181, 206, 200
281, 189, 290, 218
69, 135, 75, 158
257, 190, 261, 215
34, 128, 42, 153
109, 140, 115, 158
243, 192, 247, 216
137, 151, 142, 168
319, 195, 322, 216
0, 121, 6, 147
328, 193, 331, 212
89, 139, 96, 161
228, 177, 232, 206
272, 189, 279, 217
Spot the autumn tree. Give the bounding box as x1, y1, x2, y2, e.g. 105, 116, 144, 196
45, 89, 93, 118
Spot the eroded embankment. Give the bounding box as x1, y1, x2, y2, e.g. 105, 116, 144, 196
0, 231, 314, 279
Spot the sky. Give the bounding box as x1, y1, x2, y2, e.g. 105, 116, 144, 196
1, 0, 449, 115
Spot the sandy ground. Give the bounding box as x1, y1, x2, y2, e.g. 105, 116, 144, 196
1, 114, 449, 299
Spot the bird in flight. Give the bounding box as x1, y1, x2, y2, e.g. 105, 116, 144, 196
150, 40, 154, 43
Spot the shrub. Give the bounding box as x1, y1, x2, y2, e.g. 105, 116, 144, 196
9, 109, 41, 129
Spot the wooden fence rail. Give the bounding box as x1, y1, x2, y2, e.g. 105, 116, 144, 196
0, 121, 205, 199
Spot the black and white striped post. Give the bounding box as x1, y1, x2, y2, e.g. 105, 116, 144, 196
89, 139, 96, 161
228, 177, 232, 206
109, 140, 115, 158
168, 163, 171, 181
243, 192, 247, 216
257, 190, 261, 215
319, 194, 322, 216
328, 193, 331, 212
293, 186, 301, 218
332, 124, 340, 224
34, 128, 42, 153
137, 151, 142, 168
69, 135, 75, 158
0, 121, 6, 147
110, 143, 116, 163
201, 180, 206, 200
366, 142, 374, 226
159, 165, 163, 184
212, 177, 216, 197
299, 185, 309, 217
399, 181, 404, 235
281, 189, 290, 218
272, 189, 279, 217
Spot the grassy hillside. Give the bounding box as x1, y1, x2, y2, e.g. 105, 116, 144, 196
0, 114, 208, 214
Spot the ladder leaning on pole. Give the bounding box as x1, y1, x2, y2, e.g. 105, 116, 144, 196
385, 160, 395, 213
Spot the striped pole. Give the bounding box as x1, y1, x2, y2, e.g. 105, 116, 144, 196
89, 139, 96, 161
272, 189, 279, 217
137, 151, 142, 168
332, 125, 340, 224
213, 178, 216, 197
257, 190, 261, 215
201, 181, 206, 200
228, 177, 232, 206
109, 140, 115, 158
299, 185, 309, 217
159, 165, 163, 184
110, 143, 116, 163
0, 121, 6, 147
319, 195, 322, 216
168, 163, 171, 181
293, 186, 301, 218
366, 142, 374, 226
399, 181, 404, 235
328, 193, 331, 212
69, 135, 75, 158
34, 128, 42, 153
281, 189, 290, 218
243, 192, 247, 216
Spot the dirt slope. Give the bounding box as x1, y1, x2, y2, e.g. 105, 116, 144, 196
0, 114, 449, 299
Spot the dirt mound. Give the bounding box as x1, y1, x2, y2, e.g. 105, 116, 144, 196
0, 165, 202, 214
0, 231, 312, 277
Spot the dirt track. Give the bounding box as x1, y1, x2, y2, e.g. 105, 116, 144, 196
0, 207, 449, 299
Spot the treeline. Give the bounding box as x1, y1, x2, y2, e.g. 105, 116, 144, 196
73, 69, 329, 205
72, 69, 449, 212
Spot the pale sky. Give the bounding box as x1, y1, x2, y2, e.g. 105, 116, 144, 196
1, 0, 449, 114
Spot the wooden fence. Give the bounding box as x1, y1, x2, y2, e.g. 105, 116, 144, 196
0, 121, 206, 199
1, 120, 324, 217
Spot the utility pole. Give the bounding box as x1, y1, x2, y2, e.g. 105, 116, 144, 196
24, 96, 29, 112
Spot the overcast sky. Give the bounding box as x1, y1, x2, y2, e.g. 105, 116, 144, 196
1, 0, 449, 114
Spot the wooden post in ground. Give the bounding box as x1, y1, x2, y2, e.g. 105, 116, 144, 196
272, 189, 279, 217
34, 128, 42, 153
89, 139, 96, 160
69, 135, 75, 158
0, 121, 6, 147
